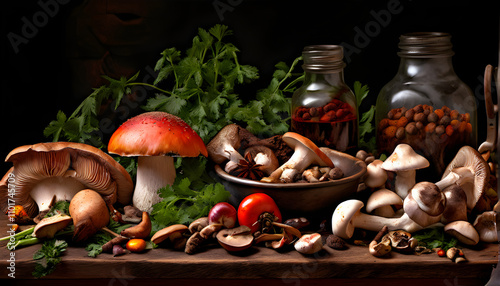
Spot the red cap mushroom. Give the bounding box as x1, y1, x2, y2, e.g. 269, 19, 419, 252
108, 111, 207, 212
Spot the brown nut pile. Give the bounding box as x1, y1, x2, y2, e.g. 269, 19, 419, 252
377, 104, 473, 174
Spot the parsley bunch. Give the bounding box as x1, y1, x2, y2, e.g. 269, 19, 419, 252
32, 239, 68, 278
150, 157, 230, 231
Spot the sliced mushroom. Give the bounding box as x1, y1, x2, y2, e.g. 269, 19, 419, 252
294, 233, 323, 254
381, 144, 430, 199
151, 224, 189, 248
369, 225, 391, 257
0, 142, 134, 217
435, 146, 490, 210
189, 217, 210, 233
261, 132, 334, 183
33, 214, 72, 239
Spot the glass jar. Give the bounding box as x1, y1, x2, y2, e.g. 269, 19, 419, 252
291, 45, 358, 152
376, 32, 477, 179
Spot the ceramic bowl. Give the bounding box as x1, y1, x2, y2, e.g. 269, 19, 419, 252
214, 147, 367, 216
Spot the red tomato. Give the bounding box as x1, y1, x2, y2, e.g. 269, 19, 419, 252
237, 193, 282, 233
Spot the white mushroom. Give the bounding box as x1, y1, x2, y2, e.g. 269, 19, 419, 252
435, 146, 490, 210
366, 189, 403, 218
403, 182, 446, 227
206, 123, 247, 174
365, 160, 388, 189
243, 145, 279, 176
331, 199, 424, 239
261, 132, 334, 183
381, 144, 429, 199
444, 220, 480, 246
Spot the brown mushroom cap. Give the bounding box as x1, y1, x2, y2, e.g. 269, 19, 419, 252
0, 142, 134, 217
444, 220, 480, 246
108, 111, 207, 158
403, 182, 445, 227
473, 211, 498, 243
151, 224, 188, 245
441, 185, 468, 224
33, 214, 72, 239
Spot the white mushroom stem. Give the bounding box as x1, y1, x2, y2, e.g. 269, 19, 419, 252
133, 156, 176, 213
264, 148, 318, 183
223, 148, 246, 173
332, 200, 424, 240
435, 167, 475, 208
29, 177, 85, 212
393, 169, 416, 199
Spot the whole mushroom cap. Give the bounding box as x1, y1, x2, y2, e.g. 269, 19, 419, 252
331, 199, 364, 239
444, 220, 480, 246
381, 144, 429, 172
108, 111, 207, 158
282, 132, 334, 169
0, 142, 134, 217
403, 182, 445, 227
366, 189, 403, 217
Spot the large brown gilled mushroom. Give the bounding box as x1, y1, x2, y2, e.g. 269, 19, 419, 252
108, 112, 207, 212
0, 142, 133, 218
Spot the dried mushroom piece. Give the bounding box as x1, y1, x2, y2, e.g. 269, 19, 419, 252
0, 142, 134, 217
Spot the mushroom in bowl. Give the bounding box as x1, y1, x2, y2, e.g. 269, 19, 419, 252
213, 145, 366, 215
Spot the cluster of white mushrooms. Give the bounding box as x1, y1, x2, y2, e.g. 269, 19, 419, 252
331, 143, 498, 248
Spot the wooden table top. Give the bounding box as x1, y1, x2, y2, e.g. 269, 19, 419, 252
1, 214, 498, 286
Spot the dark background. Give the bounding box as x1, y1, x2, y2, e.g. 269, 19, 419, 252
1, 0, 499, 175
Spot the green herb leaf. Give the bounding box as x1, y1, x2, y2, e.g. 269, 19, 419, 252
32, 239, 68, 278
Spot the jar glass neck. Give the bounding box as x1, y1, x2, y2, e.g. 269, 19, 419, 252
397, 56, 456, 78
304, 70, 345, 85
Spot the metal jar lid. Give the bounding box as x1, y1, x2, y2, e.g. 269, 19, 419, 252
302, 45, 346, 72
397, 32, 455, 58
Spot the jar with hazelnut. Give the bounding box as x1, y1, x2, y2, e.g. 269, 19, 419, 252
376, 32, 477, 179
291, 45, 358, 152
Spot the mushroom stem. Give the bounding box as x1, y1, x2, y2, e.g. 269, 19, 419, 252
435, 167, 475, 208
393, 170, 416, 199
354, 212, 423, 234
133, 156, 176, 212
29, 177, 85, 213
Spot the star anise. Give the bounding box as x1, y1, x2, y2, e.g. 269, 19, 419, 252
229, 152, 266, 180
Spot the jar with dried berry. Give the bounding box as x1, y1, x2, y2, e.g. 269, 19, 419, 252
376, 32, 477, 180
291, 45, 358, 152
